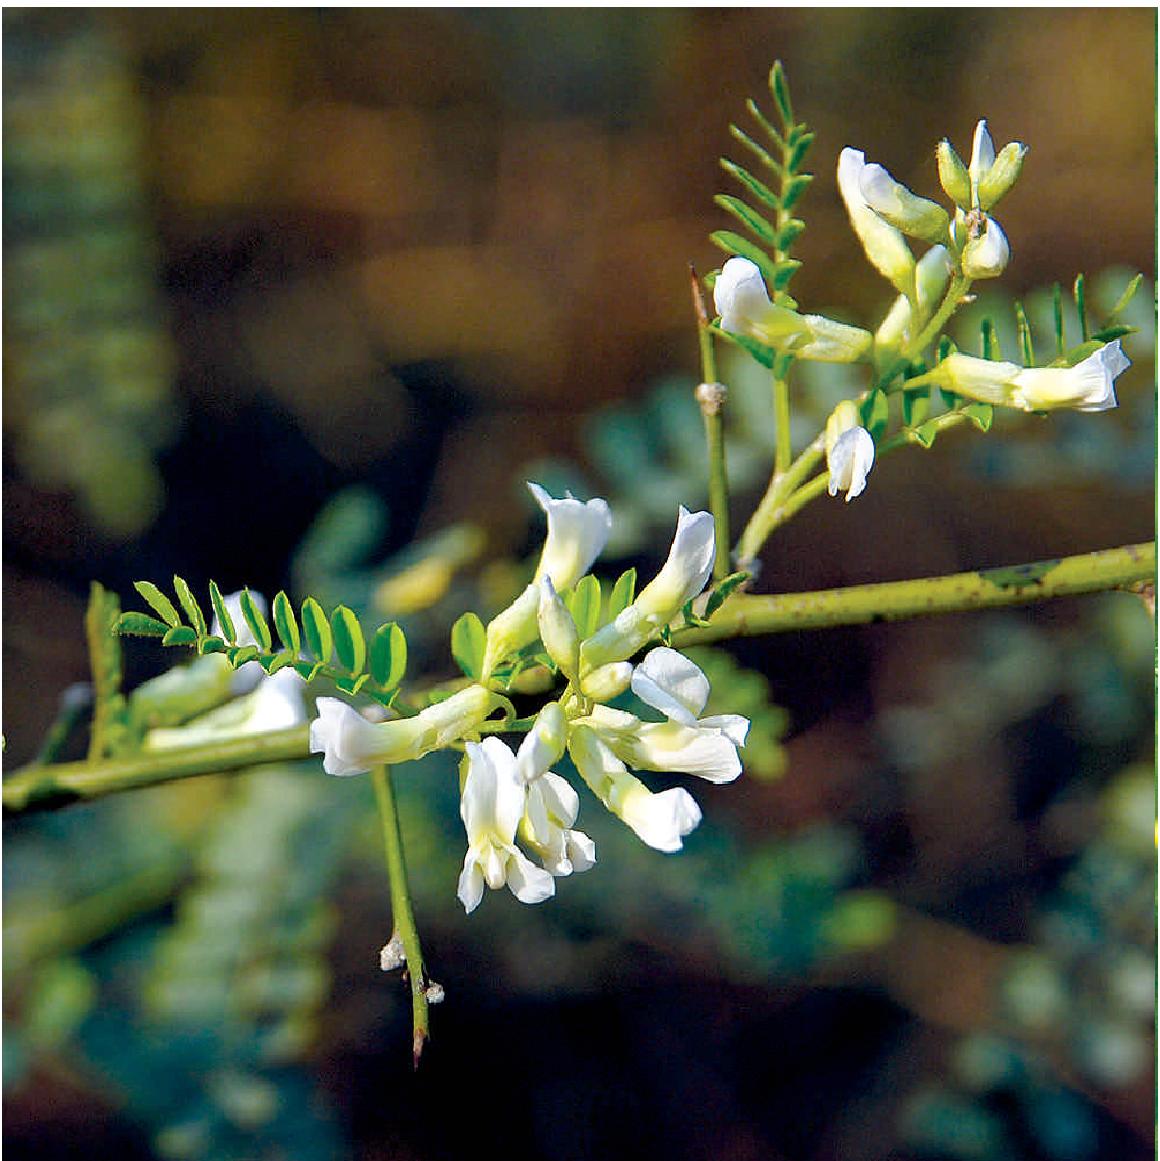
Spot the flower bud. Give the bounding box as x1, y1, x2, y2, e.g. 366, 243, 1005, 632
968, 120, 996, 190
859, 162, 950, 245
838, 149, 915, 296
580, 661, 634, 702
937, 139, 971, 209
977, 141, 1027, 212
960, 216, 1010, 279
537, 577, 579, 679
516, 701, 567, 783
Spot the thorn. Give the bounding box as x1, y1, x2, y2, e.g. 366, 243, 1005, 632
412, 1028, 428, 1070
689, 263, 710, 329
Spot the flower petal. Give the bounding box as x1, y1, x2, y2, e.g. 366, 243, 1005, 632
622, 721, 744, 785
631, 647, 710, 723
504, 848, 557, 905
529, 482, 612, 591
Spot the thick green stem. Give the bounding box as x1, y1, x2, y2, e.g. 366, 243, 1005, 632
678, 542, 1155, 645
3, 725, 312, 814
5, 544, 1152, 817
772, 373, 792, 477
371, 764, 432, 1068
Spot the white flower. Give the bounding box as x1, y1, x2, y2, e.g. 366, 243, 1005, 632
574, 648, 748, 785
528, 482, 611, 592
928, 341, 1128, 413
580, 506, 715, 671
522, 771, 596, 877
568, 724, 702, 853
824, 400, 874, 502
960, 215, 1009, 279
515, 701, 566, 784
457, 738, 555, 913
310, 684, 496, 777
837, 149, 915, 296
481, 483, 611, 678
713, 257, 872, 363
827, 427, 875, 502
857, 161, 949, 244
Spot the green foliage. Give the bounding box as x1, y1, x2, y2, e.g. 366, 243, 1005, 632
566, 574, 602, 639
118, 578, 408, 708
85, 582, 132, 759
450, 611, 486, 679
712, 61, 813, 302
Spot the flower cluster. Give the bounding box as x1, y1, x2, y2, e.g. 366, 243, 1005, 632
309, 483, 750, 913
712, 118, 1130, 504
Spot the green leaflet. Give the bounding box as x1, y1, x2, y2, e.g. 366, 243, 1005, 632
567, 575, 602, 639
209, 580, 236, 644
133, 581, 180, 628
300, 598, 332, 665
370, 623, 407, 690
451, 611, 486, 680
330, 605, 365, 676
607, 568, 637, 622
173, 576, 207, 638
240, 589, 273, 652
272, 591, 300, 655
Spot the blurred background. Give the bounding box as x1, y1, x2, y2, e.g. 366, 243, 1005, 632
3, 9, 1155, 1161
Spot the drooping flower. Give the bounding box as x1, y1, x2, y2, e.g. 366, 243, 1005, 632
310, 684, 497, 777
713, 257, 873, 363
824, 399, 874, 502
924, 340, 1129, 413
579, 506, 716, 672
837, 148, 916, 297
521, 771, 596, 877
568, 724, 702, 853
457, 738, 555, 913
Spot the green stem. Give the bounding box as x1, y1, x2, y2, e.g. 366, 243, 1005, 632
371, 764, 432, 1068
5, 543, 1152, 817
692, 266, 731, 582
678, 542, 1155, 645
3, 725, 312, 814
772, 373, 792, 477
734, 435, 826, 568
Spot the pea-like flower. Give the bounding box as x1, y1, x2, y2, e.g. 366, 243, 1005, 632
713, 257, 873, 363
568, 724, 702, 853
457, 738, 556, 913
825, 400, 875, 502
837, 149, 916, 297
925, 340, 1129, 413
579, 506, 715, 672
482, 482, 611, 678
577, 647, 748, 785
857, 161, 949, 245
310, 684, 497, 777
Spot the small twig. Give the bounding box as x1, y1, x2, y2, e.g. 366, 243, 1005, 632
371, 764, 434, 1068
